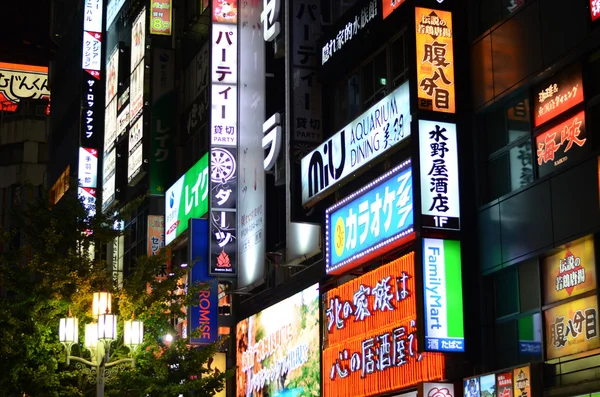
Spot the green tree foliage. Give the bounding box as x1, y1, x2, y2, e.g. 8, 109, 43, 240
0, 188, 232, 396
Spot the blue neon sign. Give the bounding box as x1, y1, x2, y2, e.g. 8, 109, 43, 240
326, 160, 414, 275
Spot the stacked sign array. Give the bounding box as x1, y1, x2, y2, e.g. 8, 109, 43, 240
128, 8, 146, 186
102, 45, 119, 212
464, 364, 533, 397
209, 4, 239, 275
79, 0, 103, 215
323, 253, 445, 397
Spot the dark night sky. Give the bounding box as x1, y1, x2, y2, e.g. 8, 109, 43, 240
0, 0, 56, 66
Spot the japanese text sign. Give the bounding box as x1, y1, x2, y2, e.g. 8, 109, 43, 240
423, 238, 464, 353
210, 209, 237, 275
533, 63, 584, 127
536, 110, 587, 177
150, 0, 172, 36
415, 8, 455, 114
544, 295, 599, 359
496, 372, 513, 397
189, 218, 218, 344
0, 63, 50, 112
593, 0, 600, 22
165, 153, 210, 245
84, 0, 103, 32
513, 366, 531, 397
326, 160, 414, 275
382, 0, 406, 19
323, 253, 445, 397
302, 81, 411, 206
78, 147, 98, 188
147, 215, 171, 281
419, 120, 460, 230
543, 235, 596, 305
236, 284, 320, 396
82, 31, 102, 71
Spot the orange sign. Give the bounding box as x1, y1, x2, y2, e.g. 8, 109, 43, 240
513, 366, 531, 397
147, 215, 171, 281
544, 295, 599, 360
323, 253, 445, 397
415, 8, 455, 114
533, 63, 584, 127
0, 62, 50, 112
150, 0, 172, 35
382, 0, 407, 19
543, 235, 596, 304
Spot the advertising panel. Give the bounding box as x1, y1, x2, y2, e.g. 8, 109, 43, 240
544, 295, 599, 359
480, 374, 496, 397
542, 235, 596, 304
535, 110, 586, 177
323, 253, 445, 397
496, 372, 513, 397
130, 63, 145, 122
78, 147, 98, 188
83, 0, 103, 32
106, 0, 126, 29
383, 0, 406, 19
102, 148, 116, 212
165, 153, 210, 246
149, 0, 172, 36
81, 70, 102, 148
0, 63, 50, 112
147, 215, 170, 281
117, 104, 129, 136
421, 383, 455, 397
464, 377, 481, 397
127, 144, 144, 184
415, 8, 455, 114
301, 81, 411, 205
212, 0, 238, 23
237, 0, 265, 288
236, 284, 320, 396
533, 63, 584, 127
513, 366, 531, 397
150, 48, 176, 195
419, 120, 460, 230
593, 0, 600, 22
422, 238, 464, 352
82, 31, 102, 71
128, 116, 144, 184
326, 160, 414, 275
189, 218, 218, 344
106, 46, 119, 104
210, 208, 237, 275
131, 8, 146, 71
321, 0, 380, 65
104, 98, 117, 153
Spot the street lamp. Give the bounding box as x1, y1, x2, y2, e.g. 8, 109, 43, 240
59, 292, 144, 397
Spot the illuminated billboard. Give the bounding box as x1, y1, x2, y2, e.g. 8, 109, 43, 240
149, 0, 172, 35
301, 81, 411, 206
165, 153, 210, 246
0, 63, 50, 112
131, 8, 146, 71
325, 160, 414, 275
544, 295, 599, 359
236, 283, 320, 396
542, 235, 596, 305
78, 147, 98, 188
323, 253, 445, 397
422, 238, 464, 352
415, 8, 455, 114
533, 63, 584, 127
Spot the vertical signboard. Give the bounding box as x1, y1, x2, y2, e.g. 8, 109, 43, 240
210, 6, 239, 276
422, 238, 465, 352
102, 148, 116, 212
419, 120, 460, 230
149, 0, 172, 35
513, 366, 531, 397
147, 215, 170, 281
189, 218, 219, 344
150, 49, 175, 195
496, 372, 513, 397
415, 8, 455, 114
78, 148, 99, 215
237, 0, 265, 288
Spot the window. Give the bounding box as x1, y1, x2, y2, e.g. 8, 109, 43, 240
476, 0, 530, 37
478, 95, 533, 204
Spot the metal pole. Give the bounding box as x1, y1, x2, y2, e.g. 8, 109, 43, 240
96, 357, 105, 397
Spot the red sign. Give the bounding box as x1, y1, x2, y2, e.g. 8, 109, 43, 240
496, 372, 513, 397
383, 0, 407, 19
535, 110, 586, 177
533, 64, 584, 127
592, 0, 600, 22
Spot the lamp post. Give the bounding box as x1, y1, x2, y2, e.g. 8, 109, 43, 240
59, 292, 144, 397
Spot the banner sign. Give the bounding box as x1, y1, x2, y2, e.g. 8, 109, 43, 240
419, 120, 460, 230
422, 238, 464, 352
536, 110, 587, 177
0, 63, 50, 112
189, 218, 218, 344
150, 0, 172, 36
480, 374, 496, 397
415, 8, 455, 114
464, 377, 480, 397
147, 215, 171, 281
165, 153, 210, 245
542, 235, 596, 304
545, 295, 599, 359
513, 366, 531, 397
236, 284, 320, 396
301, 81, 411, 206
326, 160, 414, 275
533, 63, 584, 127
496, 372, 513, 397
323, 253, 445, 397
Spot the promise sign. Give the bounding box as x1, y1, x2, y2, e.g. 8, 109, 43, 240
422, 238, 465, 352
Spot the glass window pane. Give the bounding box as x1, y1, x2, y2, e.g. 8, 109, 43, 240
495, 267, 519, 318
373, 50, 387, 88
506, 98, 530, 143
348, 74, 361, 121
494, 320, 519, 368
486, 153, 510, 201
483, 108, 506, 155
509, 139, 533, 191
518, 258, 540, 312
391, 36, 405, 79
362, 60, 374, 100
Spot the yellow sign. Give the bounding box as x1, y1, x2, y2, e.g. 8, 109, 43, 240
544, 295, 599, 360
543, 235, 596, 304
415, 8, 455, 114
513, 365, 531, 397
203, 352, 226, 397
